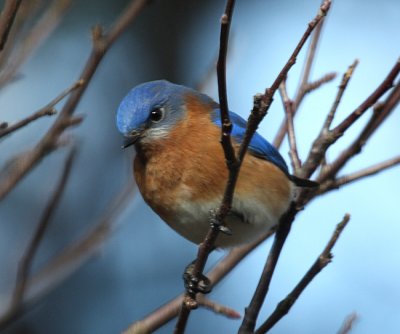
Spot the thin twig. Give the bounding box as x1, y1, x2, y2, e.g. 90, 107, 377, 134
299, 59, 400, 180
125, 229, 276, 334
197, 295, 241, 319
0, 183, 135, 329
10, 148, 77, 311
337, 312, 358, 334
0, 0, 22, 51
238, 2, 332, 332
323, 60, 358, 130
0, 0, 72, 87
279, 80, 301, 172
0, 80, 83, 139
332, 58, 400, 136
304, 72, 337, 94
0, 0, 151, 200
174, 1, 237, 333
273, 2, 326, 149
319, 80, 400, 182
255, 214, 350, 333
319, 156, 400, 194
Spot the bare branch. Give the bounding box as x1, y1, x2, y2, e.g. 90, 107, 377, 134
0, 80, 83, 139
0, 183, 135, 329
319, 156, 400, 194
238, 3, 332, 332
255, 214, 350, 333
9, 148, 77, 311
304, 72, 337, 95
337, 312, 358, 334
0, 0, 151, 200
197, 295, 241, 319
320, 80, 400, 181
323, 60, 358, 130
279, 80, 301, 172
273, 2, 327, 149
0, 0, 72, 87
0, 0, 22, 51
332, 58, 400, 136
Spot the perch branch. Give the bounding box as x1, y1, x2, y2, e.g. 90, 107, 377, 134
174, 1, 237, 332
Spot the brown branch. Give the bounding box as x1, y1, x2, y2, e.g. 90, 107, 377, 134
0, 0, 22, 51
0, 0, 151, 201
299, 59, 400, 180
10, 148, 76, 311
319, 80, 400, 182
319, 156, 400, 194
0, 0, 72, 87
0, 183, 135, 330
323, 60, 358, 130
255, 214, 350, 333
273, 2, 326, 148
125, 229, 276, 334
0, 80, 83, 139
197, 295, 241, 319
304, 72, 337, 94
174, 2, 237, 333
279, 80, 301, 172
332, 58, 400, 136
238, 3, 331, 332
337, 312, 358, 334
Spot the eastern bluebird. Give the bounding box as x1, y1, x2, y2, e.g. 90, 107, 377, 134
116, 80, 317, 248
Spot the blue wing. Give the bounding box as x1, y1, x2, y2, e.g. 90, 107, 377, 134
211, 110, 289, 175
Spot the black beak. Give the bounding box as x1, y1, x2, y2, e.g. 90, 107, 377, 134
122, 130, 142, 149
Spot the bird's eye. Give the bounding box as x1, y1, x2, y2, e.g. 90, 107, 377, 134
149, 108, 164, 123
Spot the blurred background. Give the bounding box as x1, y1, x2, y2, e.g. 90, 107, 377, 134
0, 0, 399, 333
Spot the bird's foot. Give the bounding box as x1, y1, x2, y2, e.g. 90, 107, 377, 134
183, 261, 212, 295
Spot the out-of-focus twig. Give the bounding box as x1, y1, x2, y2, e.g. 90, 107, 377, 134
0, 183, 136, 330
0, 0, 72, 87
10, 148, 77, 311
337, 312, 358, 334
0, 80, 83, 139
0, 0, 151, 200
0, 0, 22, 51
255, 214, 350, 333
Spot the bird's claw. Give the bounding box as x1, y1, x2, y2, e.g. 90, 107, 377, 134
183, 271, 212, 295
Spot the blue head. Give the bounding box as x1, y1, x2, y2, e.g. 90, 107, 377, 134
116, 80, 214, 147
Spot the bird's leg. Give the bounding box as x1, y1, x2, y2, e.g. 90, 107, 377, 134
183, 211, 234, 296
183, 259, 212, 296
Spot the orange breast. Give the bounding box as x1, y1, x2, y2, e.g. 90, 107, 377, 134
133, 95, 293, 245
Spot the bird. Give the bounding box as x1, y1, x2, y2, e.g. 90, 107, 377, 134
116, 80, 317, 249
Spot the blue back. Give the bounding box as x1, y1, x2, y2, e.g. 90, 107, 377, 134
211, 110, 289, 174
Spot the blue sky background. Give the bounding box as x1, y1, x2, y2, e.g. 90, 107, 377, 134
0, 0, 399, 333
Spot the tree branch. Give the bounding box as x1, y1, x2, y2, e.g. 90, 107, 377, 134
255, 214, 350, 333
0, 0, 151, 200
9, 148, 77, 312
273, 1, 327, 149
0, 183, 135, 329
0, 80, 82, 139
0, 0, 22, 51
279, 80, 301, 172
